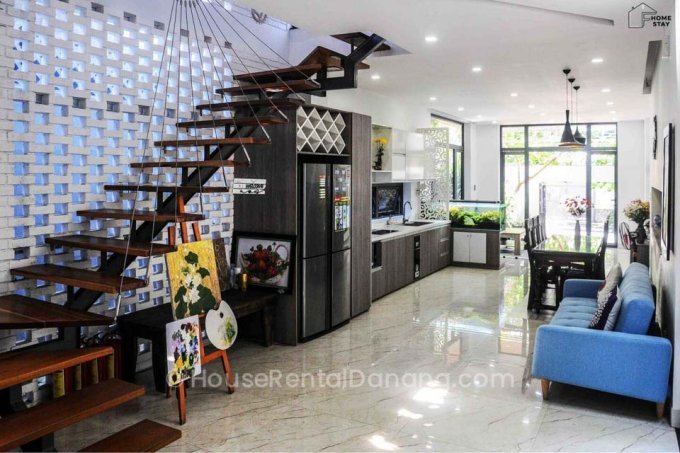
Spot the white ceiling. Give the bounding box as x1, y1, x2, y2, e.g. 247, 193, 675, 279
238, 0, 672, 124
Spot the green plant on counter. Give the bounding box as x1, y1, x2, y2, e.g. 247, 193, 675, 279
477, 211, 501, 228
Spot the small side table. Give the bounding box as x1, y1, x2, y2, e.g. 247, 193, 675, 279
119, 289, 278, 393
501, 228, 525, 256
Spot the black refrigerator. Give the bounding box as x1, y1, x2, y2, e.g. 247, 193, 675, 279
300, 163, 352, 340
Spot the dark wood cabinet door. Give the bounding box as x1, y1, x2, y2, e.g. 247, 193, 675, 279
371, 267, 387, 300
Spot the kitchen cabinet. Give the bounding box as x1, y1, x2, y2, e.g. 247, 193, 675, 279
371, 126, 428, 183
372, 225, 450, 301
451, 228, 502, 269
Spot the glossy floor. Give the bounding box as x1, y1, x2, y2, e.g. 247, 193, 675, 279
58, 259, 678, 452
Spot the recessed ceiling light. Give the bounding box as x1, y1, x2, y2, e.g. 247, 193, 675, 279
492, 120, 498, 124
471, 66, 482, 73
457, 107, 465, 112
429, 96, 437, 101
540, 112, 546, 117
528, 104, 535, 109
601, 88, 611, 93
606, 101, 614, 106
591, 57, 604, 64
609, 110, 616, 114
371, 74, 381, 80
510, 92, 518, 97
425, 35, 438, 43
477, 114, 483, 118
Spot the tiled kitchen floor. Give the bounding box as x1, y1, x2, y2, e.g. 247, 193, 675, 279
58, 259, 678, 452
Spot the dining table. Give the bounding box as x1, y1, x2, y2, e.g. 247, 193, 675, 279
528, 233, 604, 312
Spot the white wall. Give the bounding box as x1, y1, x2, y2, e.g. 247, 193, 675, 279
618, 120, 650, 230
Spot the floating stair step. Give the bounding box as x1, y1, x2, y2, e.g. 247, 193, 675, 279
195, 98, 305, 112
332, 32, 391, 52
104, 185, 231, 194
130, 160, 249, 169
232, 63, 322, 84
215, 79, 320, 95
77, 209, 205, 222
46, 235, 176, 256
0, 295, 112, 329
79, 419, 182, 452
0, 346, 113, 391
0, 379, 144, 451
154, 137, 270, 148
176, 116, 287, 129
11, 264, 147, 294
300, 46, 370, 71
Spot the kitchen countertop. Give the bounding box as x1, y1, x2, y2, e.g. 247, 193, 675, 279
371, 220, 450, 243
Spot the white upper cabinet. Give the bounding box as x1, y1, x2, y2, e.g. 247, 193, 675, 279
372, 127, 431, 183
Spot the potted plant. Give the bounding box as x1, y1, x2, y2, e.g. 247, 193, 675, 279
623, 199, 650, 244
373, 137, 388, 170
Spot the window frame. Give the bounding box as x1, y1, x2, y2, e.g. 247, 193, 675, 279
500, 122, 618, 246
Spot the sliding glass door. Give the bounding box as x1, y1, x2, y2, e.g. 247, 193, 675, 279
500, 123, 617, 245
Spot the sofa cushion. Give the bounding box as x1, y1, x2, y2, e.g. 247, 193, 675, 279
605, 295, 622, 331
589, 287, 618, 330
596, 264, 621, 304
615, 263, 654, 335
551, 297, 598, 328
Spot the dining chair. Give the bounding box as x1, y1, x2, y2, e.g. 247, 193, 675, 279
538, 214, 547, 242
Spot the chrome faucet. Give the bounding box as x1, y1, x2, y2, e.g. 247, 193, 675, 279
403, 201, 412, 224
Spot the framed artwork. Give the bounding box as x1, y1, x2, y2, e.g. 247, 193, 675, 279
232, 232, 295, 291
662, 124, 675, 260
165, 315, 201, 387
166, 240, 222, 320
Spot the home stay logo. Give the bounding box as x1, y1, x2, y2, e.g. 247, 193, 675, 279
628, 2, 672, 28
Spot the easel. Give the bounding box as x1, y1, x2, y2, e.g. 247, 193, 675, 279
168, 194, 235, 425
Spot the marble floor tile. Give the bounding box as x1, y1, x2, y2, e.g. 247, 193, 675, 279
57, 259, 677, 452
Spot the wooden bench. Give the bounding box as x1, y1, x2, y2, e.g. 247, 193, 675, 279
119, 289, 278, 392
80, 419, 181, 452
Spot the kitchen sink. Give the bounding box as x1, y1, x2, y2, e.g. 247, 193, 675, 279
372, 229, 399, 235
402, 221, 433, 227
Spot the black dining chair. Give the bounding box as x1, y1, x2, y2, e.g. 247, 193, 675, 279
558, 221, 610, 299
525, 217, 558, 311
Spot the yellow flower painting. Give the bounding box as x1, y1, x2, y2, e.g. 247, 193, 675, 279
166, 240, 222, 320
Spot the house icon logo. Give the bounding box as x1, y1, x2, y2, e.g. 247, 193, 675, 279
629, 3, 672, 28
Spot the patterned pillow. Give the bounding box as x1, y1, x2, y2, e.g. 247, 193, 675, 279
590, 287, 618, 330
597, 264, 622, 304
604, 295, 622, 331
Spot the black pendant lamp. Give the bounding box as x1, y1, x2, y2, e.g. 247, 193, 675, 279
558, 68, 582, 148
573, 85, 586, 144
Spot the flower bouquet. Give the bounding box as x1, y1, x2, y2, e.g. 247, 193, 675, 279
564, 196, 592, 218
623, 199, 650, 243
373, 137, 388, 170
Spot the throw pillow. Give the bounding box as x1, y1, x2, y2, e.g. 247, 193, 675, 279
604, 295, 622, 331
596, 264, 622, 305
590, 287, 618, 330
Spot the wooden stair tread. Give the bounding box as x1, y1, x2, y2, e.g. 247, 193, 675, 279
300, 46, 370, 71
232, 63, 323, 84
131, 160, 249, 169
154, 137, 270, 147
77, 209, 205, 222
11, 264, 146, 294
0, 346, 113, 390
0, 295, 112, 329
46, 235, 176, 256
104, 184, 231, 194
176, 116, 287, 129
0, 379, 144, 451
195, 98, 305, 112
215, 79, 320, 95
79, 419, 182, 452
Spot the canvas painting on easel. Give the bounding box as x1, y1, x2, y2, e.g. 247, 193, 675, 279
166, 240, 222, 320
166, 315, 201, 387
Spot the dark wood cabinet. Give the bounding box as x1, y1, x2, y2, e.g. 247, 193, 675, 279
371, 266, 387, 300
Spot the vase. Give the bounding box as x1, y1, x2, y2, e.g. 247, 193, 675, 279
635, 224, 647, 244
574, 219, 582, 239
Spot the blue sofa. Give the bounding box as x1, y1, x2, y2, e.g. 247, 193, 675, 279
532, 263, 672, 417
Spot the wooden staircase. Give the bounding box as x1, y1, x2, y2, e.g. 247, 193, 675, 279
0, 37, 386, 450
0, 346, 181, 451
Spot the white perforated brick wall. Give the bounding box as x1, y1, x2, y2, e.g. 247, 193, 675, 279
0, 0, 285, 357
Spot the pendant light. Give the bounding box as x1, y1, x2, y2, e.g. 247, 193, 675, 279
559, 68, 584, 148
573, 85, 586, 144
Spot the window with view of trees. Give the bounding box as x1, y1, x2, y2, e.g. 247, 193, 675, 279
431, 115, 464, 200
501, 123, 617, 245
